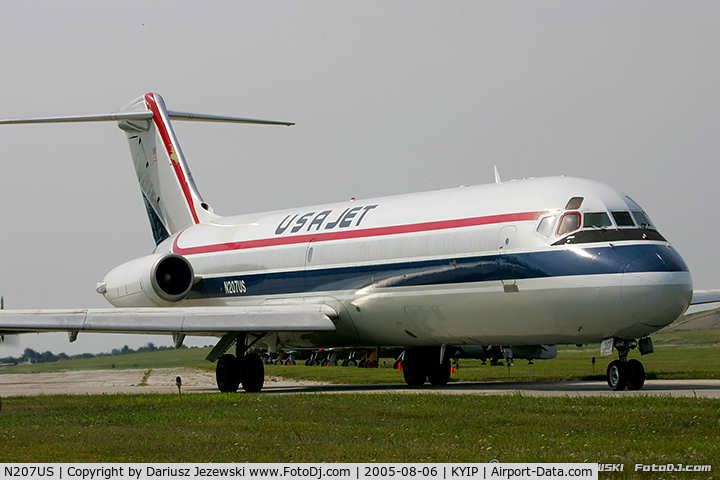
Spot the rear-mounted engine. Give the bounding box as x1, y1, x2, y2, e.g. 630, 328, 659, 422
97, 253, 195, 307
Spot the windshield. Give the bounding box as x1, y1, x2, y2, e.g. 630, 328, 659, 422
557, 213, 581, 236
632, 211, 655, 229
584, 212, 612, 228
546, 205, 665, 245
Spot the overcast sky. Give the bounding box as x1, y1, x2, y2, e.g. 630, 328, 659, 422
1, 1, 719, 357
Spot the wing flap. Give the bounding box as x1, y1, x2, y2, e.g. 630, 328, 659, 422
0, 305, 337, 336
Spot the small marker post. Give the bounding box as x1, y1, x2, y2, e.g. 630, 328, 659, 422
591, 357, 596, 375
176, 376, 183, 401
506, 361, 511, 375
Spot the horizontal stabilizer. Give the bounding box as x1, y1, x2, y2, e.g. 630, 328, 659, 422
0, 111, 292, 126
167, 111, 294, 126
0, 112, 153, 125
0, 305, 337, 336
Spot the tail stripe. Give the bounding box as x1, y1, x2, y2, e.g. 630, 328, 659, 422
144, 93, 200, 225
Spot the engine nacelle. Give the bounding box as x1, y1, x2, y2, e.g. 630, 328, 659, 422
98, 253, 195, 307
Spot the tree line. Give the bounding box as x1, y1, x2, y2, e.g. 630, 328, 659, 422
0, 342, 180, 366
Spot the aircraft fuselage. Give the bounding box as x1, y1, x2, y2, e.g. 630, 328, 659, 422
103, 175, 692, 352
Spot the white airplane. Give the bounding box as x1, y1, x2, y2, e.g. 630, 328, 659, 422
0, 93, 714, 393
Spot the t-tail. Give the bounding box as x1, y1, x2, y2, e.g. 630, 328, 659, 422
0, 93, 293, 245
119, 93, 213, 244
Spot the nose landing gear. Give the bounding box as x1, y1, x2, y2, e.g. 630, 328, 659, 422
605, 338, 649, 391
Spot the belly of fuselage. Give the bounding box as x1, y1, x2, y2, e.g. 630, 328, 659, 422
185, 241, 692, 349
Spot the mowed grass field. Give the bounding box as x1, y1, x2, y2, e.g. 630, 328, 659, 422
0, 347, 212, 374
0, 329, 719, 473
0, 393, 718, 473
3, 329, 720, 384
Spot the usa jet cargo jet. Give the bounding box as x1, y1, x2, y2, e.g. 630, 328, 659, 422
0, 93, 709, 393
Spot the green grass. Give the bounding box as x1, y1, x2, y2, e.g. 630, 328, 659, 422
0, 394, 717, 473
139, 368, 153, 387
652, 328, 720, 345
263, 342, 720, 385
0, 347, 212, 374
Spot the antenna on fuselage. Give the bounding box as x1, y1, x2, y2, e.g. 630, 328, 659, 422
494, 165, 502, 184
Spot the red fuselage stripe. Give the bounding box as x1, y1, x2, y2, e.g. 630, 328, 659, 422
172, 211, 544, 255
144, 93, 200, 225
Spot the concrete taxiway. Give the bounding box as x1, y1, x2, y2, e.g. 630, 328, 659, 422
0, 368, 315, 397
1, 368, 720, 398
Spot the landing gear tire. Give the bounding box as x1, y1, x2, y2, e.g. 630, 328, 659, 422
346, 359, 357, 367
216, 354, 241, 393
428, 354, 451, 386
607, 360, 628, 391
626, 359, 645, 391
241, 353, 265, 393
402, 349, 427, 387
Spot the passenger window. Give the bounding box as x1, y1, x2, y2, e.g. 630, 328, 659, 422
557, 212, 580, 236
611, 211, 635, 227
536, 215, 558, 238
584, 212, 612, 228
632, 211, 655, 229
565, 197, 584, 210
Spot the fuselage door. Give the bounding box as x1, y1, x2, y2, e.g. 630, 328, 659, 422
305, 238, 317, 269
496, 226, 518, 292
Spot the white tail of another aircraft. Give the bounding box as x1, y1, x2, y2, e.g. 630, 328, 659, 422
0, 92, 293, 245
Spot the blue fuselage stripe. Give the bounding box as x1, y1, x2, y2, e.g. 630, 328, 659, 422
190, 243, 689, 299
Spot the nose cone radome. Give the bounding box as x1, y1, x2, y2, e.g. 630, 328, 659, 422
621, 246, 692, 334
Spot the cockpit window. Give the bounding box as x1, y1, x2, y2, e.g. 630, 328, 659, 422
536, 215, 558, 238
611, 211, 635, 227
584, 212, 612, 228
565, 197, 584, 210
625, 196, 642, 210
557, 212, 581, 236
551, 208, 665, 245
632, 211, 655, 229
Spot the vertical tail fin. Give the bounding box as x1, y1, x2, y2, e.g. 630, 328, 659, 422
119, 93, 214, 244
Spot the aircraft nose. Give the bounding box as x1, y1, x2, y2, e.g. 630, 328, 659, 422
621, 245, 692, 331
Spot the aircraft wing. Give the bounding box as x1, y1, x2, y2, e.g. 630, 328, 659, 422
691, 290, 720, 306
0, 304, 337, 337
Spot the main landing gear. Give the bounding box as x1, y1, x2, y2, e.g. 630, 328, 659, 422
606, 337, 652, 391
400, 347, 452, 387
210, 333, 266, 393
